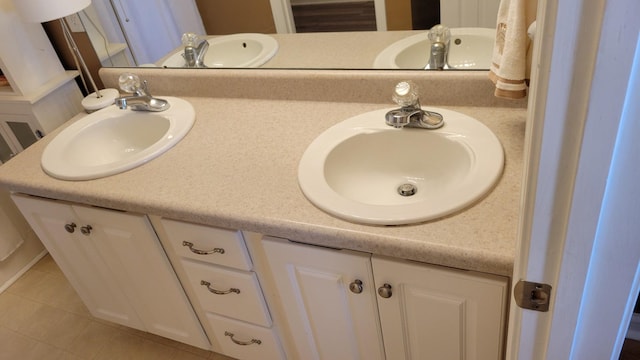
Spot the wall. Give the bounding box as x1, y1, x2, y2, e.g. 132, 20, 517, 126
42, 20, 104, 93
196, 0, 276, 35
385, 0, 412, 30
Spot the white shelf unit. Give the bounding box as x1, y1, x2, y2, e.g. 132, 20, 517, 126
0, 1, 83, 162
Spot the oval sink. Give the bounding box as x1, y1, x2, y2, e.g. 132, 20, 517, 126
298, 108, 504, 225
373, 28, 495, 69
42, 97, 195, 180
162, 33, 278, 68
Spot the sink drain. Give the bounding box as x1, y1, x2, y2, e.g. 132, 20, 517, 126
397, 183, 417, 197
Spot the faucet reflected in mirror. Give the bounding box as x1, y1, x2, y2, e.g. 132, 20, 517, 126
67, 0, 500, 70
181, 33, 209, 68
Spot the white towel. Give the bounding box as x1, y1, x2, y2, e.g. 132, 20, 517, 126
489, 0, 538, 99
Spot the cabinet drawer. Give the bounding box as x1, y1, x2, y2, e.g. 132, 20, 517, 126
161, 218, 252, 271
206, 313, 284, 360
182, 259, 272, 327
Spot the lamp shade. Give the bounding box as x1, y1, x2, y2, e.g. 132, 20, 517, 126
13, 0, 91, 23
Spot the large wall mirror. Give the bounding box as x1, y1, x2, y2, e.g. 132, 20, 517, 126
78, 0, 500, 70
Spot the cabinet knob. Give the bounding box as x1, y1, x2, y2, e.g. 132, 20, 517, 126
182, 241, 225, 255
80, 225, 93, 236
200, 280, 240, 295
378, 283, 393, 298
64, 223, 77, 233
224, 331, 262, 346
349, 279, 364, 294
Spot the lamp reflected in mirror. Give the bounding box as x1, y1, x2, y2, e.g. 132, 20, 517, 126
14, 0, 119, 112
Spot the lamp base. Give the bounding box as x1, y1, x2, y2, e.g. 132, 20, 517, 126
81, 88, 119, 112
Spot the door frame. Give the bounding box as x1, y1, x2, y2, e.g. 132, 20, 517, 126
270, 0, 387, 33
509, 0, 640, 358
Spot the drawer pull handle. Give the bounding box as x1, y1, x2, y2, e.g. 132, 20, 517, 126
200, 280, 240, 295
182, 241, 225, 255
225, 331, 262, 346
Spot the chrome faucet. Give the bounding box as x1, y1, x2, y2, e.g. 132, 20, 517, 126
385, 81, 444, 129
182, 33, 209, 68
114, 73, 170, 112
425, 24, 451, 70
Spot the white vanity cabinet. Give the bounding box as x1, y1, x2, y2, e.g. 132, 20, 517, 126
11, 194, 210, 350
372, 257, 509, 360
153, 218, 285, 360
262, 237, 509, 360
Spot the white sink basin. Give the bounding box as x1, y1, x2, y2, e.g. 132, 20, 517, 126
298, 108, 503, 225
374, 28, 495, 69
161, 33, 278, 68
42, 97, 195, 180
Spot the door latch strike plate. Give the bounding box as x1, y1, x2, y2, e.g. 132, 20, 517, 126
514, 280, 552, 312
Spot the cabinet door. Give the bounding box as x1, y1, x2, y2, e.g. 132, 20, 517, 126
73, 205, 210, 350
262, 237, 384, 360
0, 115, 39, 152
372, 256, 508, 360
11, 194, 144, 330
0, 126, 17, 163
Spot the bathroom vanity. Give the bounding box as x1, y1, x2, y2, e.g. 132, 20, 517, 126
0, 68, 526, 359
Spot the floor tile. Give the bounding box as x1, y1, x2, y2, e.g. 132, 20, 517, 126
66, 320, 121, 359
0, 327, 64, 360
1, 255, 242, 359
30, 254, 63, 276
16, 302, 91, 348
0, 294, 44, 332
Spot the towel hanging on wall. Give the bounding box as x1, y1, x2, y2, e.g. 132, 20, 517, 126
489, 0, 538, 99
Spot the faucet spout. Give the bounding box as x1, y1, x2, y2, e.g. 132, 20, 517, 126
194, 40, 209, 67
115, 96, 170, 112
428, 42, 448, 70
425, 24, 451, 70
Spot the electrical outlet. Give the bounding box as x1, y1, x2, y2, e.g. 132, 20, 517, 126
64, 14, 85, 33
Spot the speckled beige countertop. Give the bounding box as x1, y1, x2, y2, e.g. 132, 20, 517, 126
0, 68, 526, 277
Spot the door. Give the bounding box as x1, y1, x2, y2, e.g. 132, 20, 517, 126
95, 0, 205, 64
74, 205, 210, 350
508, 0, 640, 358
262, 237, 384, 360
11, 194, 144, 330
373, 256, 508, 360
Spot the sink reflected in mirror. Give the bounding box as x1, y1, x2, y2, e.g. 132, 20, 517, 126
298, 107, 504, 225
160, 34, 279, 68
41, 97, 195, 180
373, 28, 495, 69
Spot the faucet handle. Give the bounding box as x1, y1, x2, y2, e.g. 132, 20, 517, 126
428, 24, 451, 44
182, 32, 199, 47
392, 81, 420, 108
118, 73, 142, 93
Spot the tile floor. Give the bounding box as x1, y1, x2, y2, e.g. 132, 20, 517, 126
0, 254, 235, 360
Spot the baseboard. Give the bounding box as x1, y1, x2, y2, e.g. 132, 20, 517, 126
627, 313, 640, 341
0, 249, 48, 294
